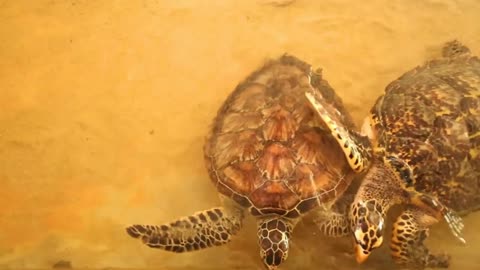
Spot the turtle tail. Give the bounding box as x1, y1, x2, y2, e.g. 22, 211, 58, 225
442, 40, 471, 58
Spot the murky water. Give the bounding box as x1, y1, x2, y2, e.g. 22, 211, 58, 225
1, 0, 480, 269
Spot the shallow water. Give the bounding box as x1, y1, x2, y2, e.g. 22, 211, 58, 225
1, 0, 480, 269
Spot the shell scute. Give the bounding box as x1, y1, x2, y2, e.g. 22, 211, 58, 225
261, 105, 299, 141
292, 128, 324, 164
222, 161, 264, 194
465, 116, 480, 146
229, 83, 268, 112
249, 181, 299, 210
375, 92, 435, 141
430, 116, 470, 157
435, 72, 479, 96
459, 96, 480, 116
220, 112, 263, 133
286, 164, 337, 199
214, 130, 262, 168
256, 142, 296, 180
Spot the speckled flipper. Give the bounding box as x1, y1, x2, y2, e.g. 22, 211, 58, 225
391, 207, 450, 268
314, 193, 354, 237
305, 85, 372, 173
385, 155, 466, 244
314, 210, 350, 237
408, 190, 465, 244
126, 207, 243, 252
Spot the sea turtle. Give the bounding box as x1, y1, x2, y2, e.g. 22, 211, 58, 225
125, 55, 360, 269
305, 40, 480, 268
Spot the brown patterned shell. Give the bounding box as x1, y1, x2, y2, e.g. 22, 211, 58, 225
204, 55, 356, 218
370, 41, 480, 212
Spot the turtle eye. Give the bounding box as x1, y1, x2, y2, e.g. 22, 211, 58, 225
358, 206, 367, 217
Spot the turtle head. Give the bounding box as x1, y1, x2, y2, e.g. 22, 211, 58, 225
257, 218, 293, 270
349, 199, 385, 264
348, 160, 400, 263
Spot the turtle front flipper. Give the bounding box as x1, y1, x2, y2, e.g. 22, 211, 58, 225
408, 190, 465, 244
314, 210, 350, 237
126, 206, 244, 252
314, 193, 354, 237
305, 88, 372, 173
391, 207, 450, 268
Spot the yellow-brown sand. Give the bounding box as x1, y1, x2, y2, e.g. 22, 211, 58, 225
1, 0, 480, 269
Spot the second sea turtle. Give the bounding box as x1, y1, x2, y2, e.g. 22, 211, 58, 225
306, 40, 480, 268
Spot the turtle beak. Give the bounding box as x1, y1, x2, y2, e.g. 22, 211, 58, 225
265, 264, 278, 270
354, 244, 370, 264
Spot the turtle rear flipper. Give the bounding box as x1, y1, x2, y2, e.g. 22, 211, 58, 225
305, 88, 372, 173
126, 206, 244, 252
408, 190, 465, 244
391, 207, 451, 268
